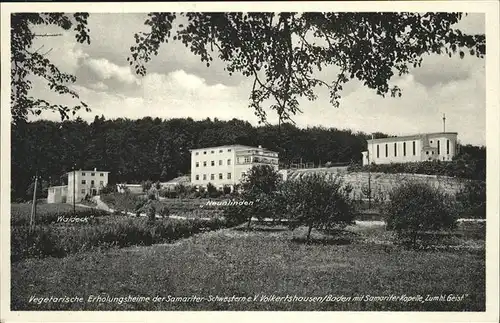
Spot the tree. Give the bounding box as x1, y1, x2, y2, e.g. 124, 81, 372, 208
129, 12, 485, 124
11, 13, 91, 124
283, 173, 355, 242
239, 165, 283, 228
385, 181, 456, 249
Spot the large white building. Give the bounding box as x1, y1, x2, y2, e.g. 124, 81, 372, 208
47, 168, 110, 204
190, 144, 279, 189
362, 132, 458, 166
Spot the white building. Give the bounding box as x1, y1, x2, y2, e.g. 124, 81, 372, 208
190, 144, 279, 189
362, 132, 458, 166
66, 168, 110, 204
47, 185, 67, 204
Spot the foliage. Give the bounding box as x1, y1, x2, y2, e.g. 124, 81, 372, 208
141, 180, 153, 192
283, 174, 355, 241
129, 12, 484, 124
347, 158, 486, 181
222, 185, 231, 195
147, 204, 156, 223
11, 13, 91, 124
11, 203, 108, 226
99, 184, 116, 195
159, 205, 170, 218
206, 182, 221, 198
455, 180, 486, 219
225, 165, 283, 228
384, 181, 457, 249
11, 216, 229, 262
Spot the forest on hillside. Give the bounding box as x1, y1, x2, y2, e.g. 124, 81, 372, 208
11, 116, 376, 201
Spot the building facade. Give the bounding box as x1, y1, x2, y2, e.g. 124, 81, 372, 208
66, 168, 110, 204
190, 144, 279, 189
47, 185, 68, 204
362, 132, 458, 166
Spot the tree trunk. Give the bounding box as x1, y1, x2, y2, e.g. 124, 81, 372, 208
306, 225, 313, 242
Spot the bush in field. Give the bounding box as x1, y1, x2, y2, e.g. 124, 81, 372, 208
102, 192, 144, 215
206, 182, 221, 198
385, 181, 456, 249
141, 180, 153, 192
159, 205, 170, 218
222, 185, 231, 195
147, 204, 156, 223
455, 180, 486, 219
174, 183, 189, 198
100, 184, 116, 195
283, 174, 355, 241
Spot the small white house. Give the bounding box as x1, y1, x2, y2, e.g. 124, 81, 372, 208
47, 185, 67, 204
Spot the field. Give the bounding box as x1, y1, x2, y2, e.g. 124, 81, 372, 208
11, 221, 485, 311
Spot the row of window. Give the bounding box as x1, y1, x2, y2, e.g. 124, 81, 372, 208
81, 172, 105, 177
81, 180, 104, 185
196, 159, 232, 167
195, 148, 232, 156
195, 173, 232, 181
375, 140, 450, 158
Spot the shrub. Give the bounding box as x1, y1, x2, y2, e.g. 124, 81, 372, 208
385, 181, 456, 249
283, 174, 355, 241
11, 216, 233, 262
455, 180, 486, 219
206, 182, 221, 198
159, 205, 170, 218
100, 184, 116, 195
141, 180, 153, 192
222, 185, 231, 195
147, 204, 156, 223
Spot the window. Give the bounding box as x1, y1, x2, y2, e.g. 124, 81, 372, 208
431, 151, 434, 155
219, 149, 223, 153
426, 151, 429, 155
219, 173, 223, 180
227, 159, 231, 165
100, 173, 104, 177
203, 174, 207, 180
430, 140, 433, 144
99, 181, 104, 185
210, 174, 215, 180
244, 157, 251, 163
91, 180, 95, 185
211, 150, 214, 154
227, 149, 231, 152
219, 160, 223, 166
203, 161, 207, 167
81, 180, 86, 184
196, 162, 199, 167
82, 172, 86, 176
437, 140, 440, 154
413, 141, 416, 155
227, 173, 232, 179
403, 142, 406, 156
385, 144, 388, 157
203, 151, 207, 155
447, 140, 450, 154
195, 152, 199, 156
195, 175, 199, 181
394, 143, 397, 157
211, 160, 215, 166
81, 189, 86, 194
91, 173, 95, 176
376, 145, 379, 158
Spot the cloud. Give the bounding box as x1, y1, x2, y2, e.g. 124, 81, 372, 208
85, 58, 139, 85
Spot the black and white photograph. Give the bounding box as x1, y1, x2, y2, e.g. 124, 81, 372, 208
1, 1, 499, 322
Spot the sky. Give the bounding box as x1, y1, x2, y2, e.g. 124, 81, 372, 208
28, 12, 486, 146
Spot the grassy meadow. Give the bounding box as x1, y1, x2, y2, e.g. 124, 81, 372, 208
11, 219, 485, 311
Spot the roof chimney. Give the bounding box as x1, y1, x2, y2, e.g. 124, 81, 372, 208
258, 145, 262, 149
94, 167, 97, 171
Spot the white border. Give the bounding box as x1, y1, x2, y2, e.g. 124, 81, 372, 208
1, 1, 499, 323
